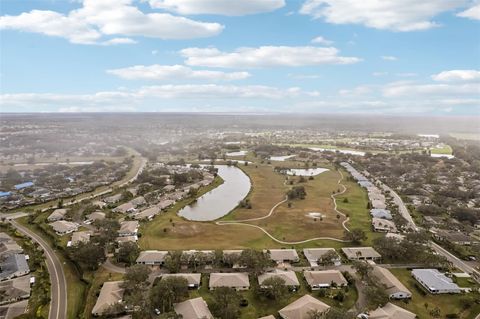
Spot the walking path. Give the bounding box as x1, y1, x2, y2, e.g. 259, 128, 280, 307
216, 169, 351, 244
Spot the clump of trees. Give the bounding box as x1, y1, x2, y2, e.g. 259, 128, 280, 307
238, 199, 252, 209
287, 186, 306, 200
150, 276, 189, 314
344, 228, 367, 244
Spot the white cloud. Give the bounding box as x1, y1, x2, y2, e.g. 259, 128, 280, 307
431, 69, 480, 82
311, 36, 333, 45
381, 55, 398, 61
299, 0, 466, 31
339, 85, 373, 95
101, 38, 137, 45
383, 81, 480, 97
107, 64, 250, 81
148, 0, 285, 16
180, 46, 361, 68
0, 0, 223, 44
457, 2, 480, 20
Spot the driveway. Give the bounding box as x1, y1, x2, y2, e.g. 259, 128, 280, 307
10, 220, 67, 319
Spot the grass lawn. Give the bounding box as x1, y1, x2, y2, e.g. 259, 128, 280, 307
389, 268, 480, 319
191, 271, 357, 318
140, 161, 375, 250
430, 144, 453, 155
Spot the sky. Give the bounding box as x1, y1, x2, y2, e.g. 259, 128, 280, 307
0, 0, 479, 115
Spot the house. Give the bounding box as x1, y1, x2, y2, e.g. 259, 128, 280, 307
13, 182, 34, 191
258, 270, 300, 289
266, 249, 299, 264
163, 185, 176, 192
0, 299, 28, 319
370, 209, 392, 220
371, 266, 411, 299
103, 193, 122, 204
85, 211, 105, 223
303, 248, 340, 267
162, 273, 202, 289
278, 294, 330, 319
209, 273, 250, 291
134, 206, 160, 220
69, 231, 91, 246
130, 196, 146, 207
136, 250, 168, 265
433, 230, 479, 246
0, 275, 31, 304
113, 202, 135, 214
116, 236, 138, 244
223, 250, 244, 268
304, 270, 348, 289
158, 199, 174, 210
92, 200, 106, 209
341, 247, 381, 261
411, 269, 461, 294
48, 221, 79, 235
47, 209, 68, 222
91, 281, 124, 316
0, 254, 30, 281
372, 218, 397, 233
371, 199, 387, 210
259, 316, 276, 319
118, 221, 139, 237
173, 297, 213, 319
368, 302, 416, 319
0, 233, 23, 257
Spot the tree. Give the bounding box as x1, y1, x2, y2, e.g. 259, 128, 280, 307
287, 186, 307, 200
365, 285, 389, 310
258, 276, 288, 301
115, 242, 140, 266
164, 251, 182, 273
150, 276, 189, 313
123, 265, 151, 317
352, 261, 372, 281
429, 306, 441, 318
239, 249, 271, 275
210, 287, 241, 319
326, 308, 355, 319
308, 309, 326, 319
317, 250, 338, 267
68, 242, 105, 271
124, 264, 151, 291
344, 228, 367, 244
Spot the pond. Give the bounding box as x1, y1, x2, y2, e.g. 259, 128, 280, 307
286, 168, 329, 176
226, 150, 248, 156
270, 155, 296, 161
178, 165, 251, 221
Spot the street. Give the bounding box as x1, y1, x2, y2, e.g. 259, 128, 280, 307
10, 220, 67, 319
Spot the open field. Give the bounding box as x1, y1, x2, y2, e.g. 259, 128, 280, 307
390, 268, 480, 319
430, 144, 453, 155
190, 271, 358, 318
140, 158, 375, 250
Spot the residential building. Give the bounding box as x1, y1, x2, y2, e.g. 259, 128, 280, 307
136, 250, 168, 265
0, 300, 28, 319
85, 211, 105, 223
103, 193, 122, 204
47, 209, 68, 222
0, 254, 30, 281
304, 270, 348, 289
266, 249, 299, 264
118, 221, 139, 237
258, 270, 300, 289
91, 281, 124, 316
368, 302, 416, 319
162, 273, 201, 289
70, 231, 91, 246
372, 218, 397, 233
372, 266, 411, 299
411, 269, 461, 294
302, 248, 340, 267
370, 209, 393, 220
0, 275, 31, 304
134, 206, 160, 220
278, 294, 330, 319
48, 221, 79, 235
341, 247, 381, 261
113, 202, 135, 214
173, 297, 213, 319
209, 273, 250, 291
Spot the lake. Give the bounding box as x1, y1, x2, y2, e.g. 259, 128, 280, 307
286, 168, 329, 176
270, 155, 296, 161
226, 150, 248, 156
178, 165, 251, 221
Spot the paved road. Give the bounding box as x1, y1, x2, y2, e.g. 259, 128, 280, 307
102, 258, 126, 274
430, 241, 480, 280
10, 220, 67, 319
378, 182, 418, 231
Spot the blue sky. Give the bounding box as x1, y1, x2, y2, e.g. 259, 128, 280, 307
0, 0, 479, 115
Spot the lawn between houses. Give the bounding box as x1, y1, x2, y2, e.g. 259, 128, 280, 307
139, 158, 376, 250
389, 268, 480, 319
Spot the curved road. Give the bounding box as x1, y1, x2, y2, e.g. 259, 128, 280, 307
10, 220, 67, 319
216, 169, 351, 244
